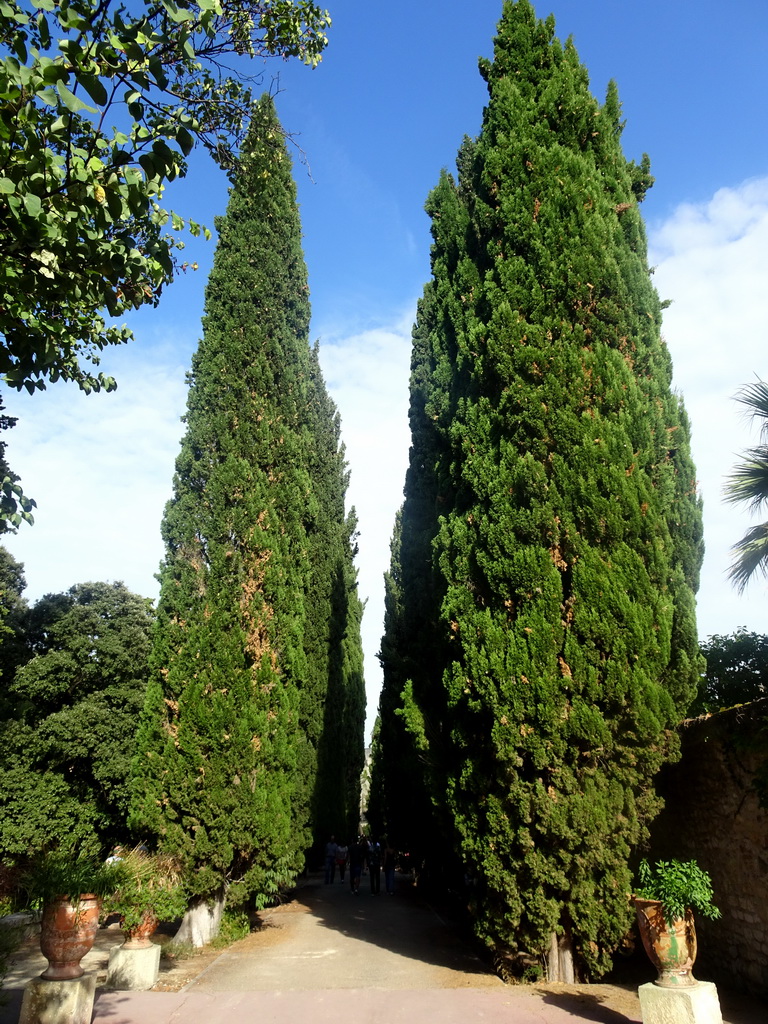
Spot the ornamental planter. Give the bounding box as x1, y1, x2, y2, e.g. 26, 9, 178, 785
634, 897, 698, 988
39, 894, 101, 980
102, 847, 187, 944
120, 908, 159, 949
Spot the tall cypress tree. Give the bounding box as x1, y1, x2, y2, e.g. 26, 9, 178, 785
377, 0, 702, 978
303, 344, 366, 844
131, 96, 364, 909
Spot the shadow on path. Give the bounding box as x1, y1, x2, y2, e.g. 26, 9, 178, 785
289, 868, 496, 982
539, 989, 639, 1024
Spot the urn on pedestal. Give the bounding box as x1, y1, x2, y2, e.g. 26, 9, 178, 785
632, 859, 721, 988
20, 853, 121, 981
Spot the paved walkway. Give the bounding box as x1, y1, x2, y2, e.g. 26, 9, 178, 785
184, 867, 505, 991
2, 872, 764, 1024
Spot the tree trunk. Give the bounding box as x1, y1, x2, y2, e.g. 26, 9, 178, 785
547, 932, 576, 983
173, 894, 225, 948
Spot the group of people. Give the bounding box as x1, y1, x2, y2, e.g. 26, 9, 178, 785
324, 834, 397, 895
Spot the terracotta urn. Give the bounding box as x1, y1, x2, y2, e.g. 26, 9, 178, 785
634, 897, 698, 988
121, 908, 159, 949
39, 894, 101, 980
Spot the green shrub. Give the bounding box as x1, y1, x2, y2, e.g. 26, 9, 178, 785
635, 859, 721, 924
19, 852, 122, 909
102, 847, 187, 931
212, 909, 251, 948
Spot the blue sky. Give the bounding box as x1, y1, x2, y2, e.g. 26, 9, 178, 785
4, 0, 768, 735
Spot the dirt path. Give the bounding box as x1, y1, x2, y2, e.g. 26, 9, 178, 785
164, 870, 652, 1022
3, 871, 764, 1024
143, 871, 767, 1024
183, 869, 506, 992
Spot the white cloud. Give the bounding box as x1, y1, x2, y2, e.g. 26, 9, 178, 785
3, 348, 188, 601
651, 176, 768, 638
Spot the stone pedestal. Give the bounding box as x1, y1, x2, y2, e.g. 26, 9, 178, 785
19, 973, 97, 1024
106, 940, 161, 990
638, 981, 723, 1024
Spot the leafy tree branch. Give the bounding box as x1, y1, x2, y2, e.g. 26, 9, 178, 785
0, 0, 329, 395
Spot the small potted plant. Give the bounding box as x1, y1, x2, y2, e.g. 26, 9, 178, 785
20, 852, 122, 980
633, 858, 721, 988
103, 847, 187, 948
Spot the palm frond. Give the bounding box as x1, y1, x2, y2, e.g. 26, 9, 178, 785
724, 453, 768, 513
734, 379, 768, 443
727, 522, 768, 594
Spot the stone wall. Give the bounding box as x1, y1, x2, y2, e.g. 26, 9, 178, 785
647, 698, 768, 997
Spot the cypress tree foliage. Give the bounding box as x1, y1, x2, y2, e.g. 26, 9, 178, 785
131, 96, 364, 906
320, 529, 366, 841
303, 344, 366, 844
378, 0, 702, 978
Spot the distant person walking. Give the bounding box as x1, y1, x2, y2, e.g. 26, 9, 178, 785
349, 836, 365, 894
368, 838, 382, 895
383, 838, 396, 895
336, 841, 349, 882
324, 835, 338, 884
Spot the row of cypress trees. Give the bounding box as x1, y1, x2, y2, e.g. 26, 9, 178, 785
129, 97, 366, 911
372, 0, 703, 980
126, 0, 704, 977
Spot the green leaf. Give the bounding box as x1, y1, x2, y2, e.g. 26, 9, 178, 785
12, 34, 27, 63
0, 177, 15, 194
151, 138, 178, 175
36, 87, 57, 106
40, 60, 66, 84
23, 193, 41, 217
176, 125, 194, 157
78, 74, 108, 107
56, 81, 95, 114
37, 11, 50, 47
138, 153, 157, 178
160, 0, 194, 23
